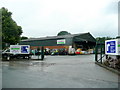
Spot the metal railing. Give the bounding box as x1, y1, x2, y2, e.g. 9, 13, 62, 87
95, 42, 105, 64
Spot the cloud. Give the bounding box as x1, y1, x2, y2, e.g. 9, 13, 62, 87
1, 0, 118, 38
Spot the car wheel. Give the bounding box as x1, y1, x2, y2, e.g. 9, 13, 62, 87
7, 56, 10, 60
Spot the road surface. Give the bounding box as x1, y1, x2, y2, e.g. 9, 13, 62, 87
2, 55, 119, 88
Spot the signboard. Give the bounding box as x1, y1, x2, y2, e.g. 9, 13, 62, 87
10, 45, 30, 54
105, 39, 120, 55
118, 39, 120, 54
21, 45, 30, 54
57, 39, 66, 44
106, 41, 116, 53
10, 45, 21, 54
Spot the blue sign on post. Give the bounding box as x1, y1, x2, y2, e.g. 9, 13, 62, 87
21, 46, 29, 54
106, 41, 116, 53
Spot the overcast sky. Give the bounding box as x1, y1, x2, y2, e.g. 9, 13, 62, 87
0, 0, 119, 38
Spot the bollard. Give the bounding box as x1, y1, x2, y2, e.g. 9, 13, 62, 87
100, 43, 102, 64
41, 46, 44, 60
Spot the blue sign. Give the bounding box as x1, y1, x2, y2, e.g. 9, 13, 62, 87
106, 41, 116, 53
21, 46, 29, 54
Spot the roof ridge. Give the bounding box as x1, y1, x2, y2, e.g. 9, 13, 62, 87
21, 32, 89, 41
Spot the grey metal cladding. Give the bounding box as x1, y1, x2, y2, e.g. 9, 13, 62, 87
20, 38, 73, 46
20, 32, 96, 46
65, 37, 73, 45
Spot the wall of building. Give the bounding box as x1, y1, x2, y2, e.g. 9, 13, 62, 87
30, 45, 70, 50
20, 38, 73, 47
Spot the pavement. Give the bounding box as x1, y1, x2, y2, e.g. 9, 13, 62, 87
1, 55, 119, 88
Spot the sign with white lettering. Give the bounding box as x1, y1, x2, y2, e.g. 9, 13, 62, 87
21, 45, 30, 54
10, 45, 21, 54
105, 39, 120, 55
10, 45, 30, 54
57, 39, 66, 44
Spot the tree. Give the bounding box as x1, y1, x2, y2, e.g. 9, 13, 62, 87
1, 7, 23, 49
116, 36, 120, 39
96, 37, 115, 43
21, 36, 28, 40
0, 8, 2, 50
57, 31, 71, 36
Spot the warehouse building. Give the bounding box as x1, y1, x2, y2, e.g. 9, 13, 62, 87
20, 32, 96, 54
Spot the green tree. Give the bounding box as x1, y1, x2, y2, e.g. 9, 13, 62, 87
0, 8, 2, 50
96, 37, 115, 43
1, 7, 23, 49
116, 36, 120, 39
21, 36, 28, 40
57, 31, 71, 36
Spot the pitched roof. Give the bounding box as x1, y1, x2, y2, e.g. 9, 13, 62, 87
21, 32, 96, 42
